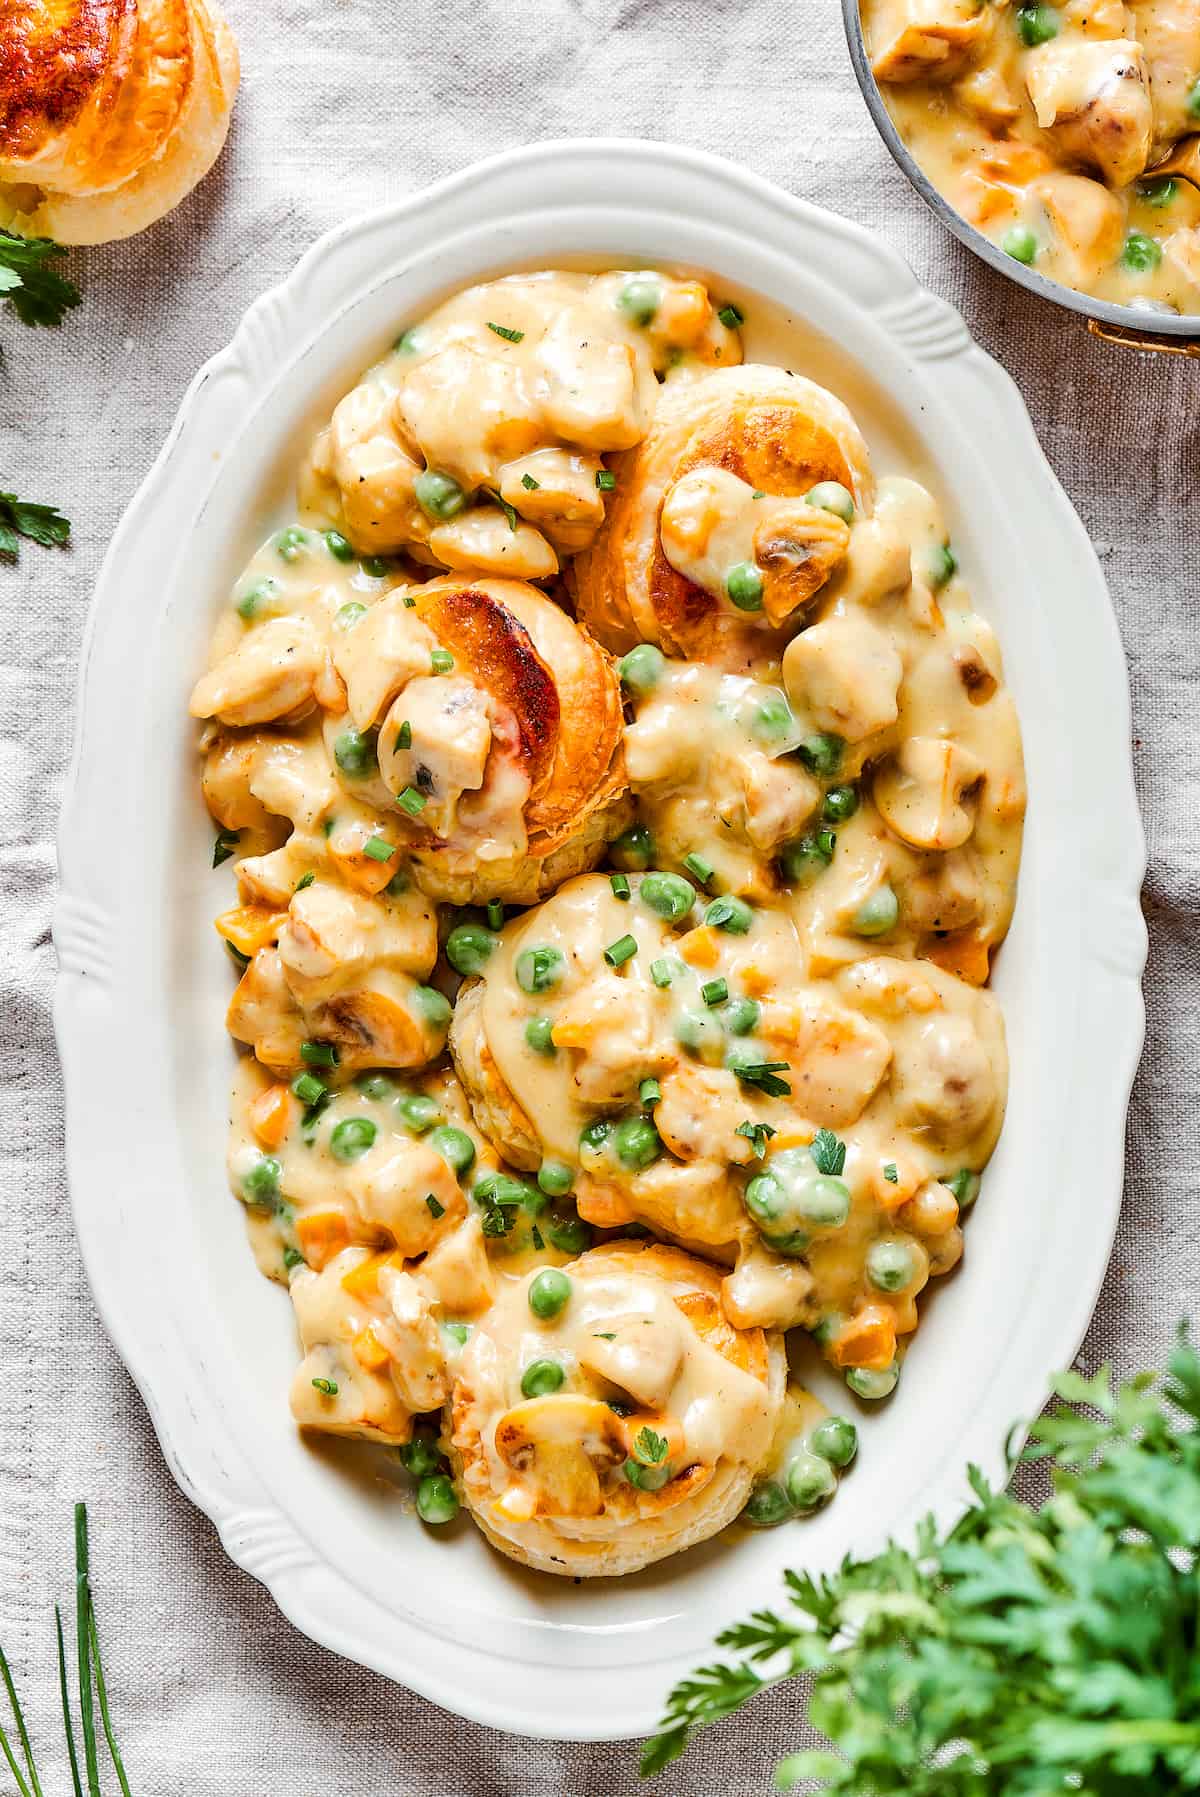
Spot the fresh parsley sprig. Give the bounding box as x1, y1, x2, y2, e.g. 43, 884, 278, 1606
810, 1128, 846, 1177
642, 1327, 1200, 1789
1, 1504, 132, 1796
0, 493, 70, 560
0, 232, 81, 329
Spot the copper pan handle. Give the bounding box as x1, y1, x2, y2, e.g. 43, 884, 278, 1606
1087, 318, 1200, 357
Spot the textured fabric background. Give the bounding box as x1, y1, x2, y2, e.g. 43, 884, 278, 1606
2, 1, 1196, 1791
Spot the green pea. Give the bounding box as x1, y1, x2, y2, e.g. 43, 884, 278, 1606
624, 1456, 671, 1492
785, 1450, 837, 1513
1189, 76, 1200, 119
821, 784, 858, 824
334, 728, 375, 777
476, 1171, 544, 1214
398, 1432, 442, 1478
528, 1267, 572, 1320
780, 830, 836, 885
545, 1211, 593, 1255
395, 325, 428, 355
397, 1092, 443, 1133
925, 543, 958, 590
330, 1117, 377, 1163
1121, 231, 1163, 274
445, 923, 497, 977
242, 1155, 281, 1207
675, 1008, 725, 1064
1002, 225, 1038, 266
809, 1415, 858, 1469
846, 1363, 900, 1401
442, 1321, 470, 1348
618, 643, 665, 695
797, 732, 844, 777
515, 945, 564, 994
867, 1236, 919, 1293
805, 481, 855, 523
810, 1312, 844, 1348
741, 1481, 793, 1527
705, 895, 753, 934
639, 870, 696, 920
744, 1171, 786, 1229
324, 529, 356, 562
428, 1125, 475, 1176
725, 996, 761, 1037
274, 527, 309, 562
236, 578, 276, 622
579, 1117, 614, 1160
799, 1176, 851, 1229
361, 555, 391, 578
356, 1072, 395, 1100
524, 1016, 556, 1056
613, 1114, 662, 1170
411, 984, 453, 1029
414, 469, 468, 521
751, 693, 797, 744
726, 562, 764, 612
520, 1358, 565, 1398
537, 1159, 574, 1197
852, 885, 899, 937
946, 1168, 982, 1209
335, 601, 368, 630
1138, 176, 1178, 209
610, 823, 655, 871
1015, 2, 1059, 45
617, 274, 663, 326
416, 1472, 460, 1525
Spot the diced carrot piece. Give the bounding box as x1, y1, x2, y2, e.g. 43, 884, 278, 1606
677, 926, 719, 968
830, 1304, 897, 1372
249, 1082, 295, 1150
922, 928, 991, 987
978, 140, 1049, 183
340, 1249, 404, 1300
296, 1211, 351, 1271
757, 1001, 803, 1047
550, 1019, 596, 1049
328, 841, 399, 896
215, 905, 289, 956
352, 1325, 391, 1373
575, 1181, 637, 1228
739, 964, 773, 998
871, 1154, 922, 1215
959, 175, 1018, 229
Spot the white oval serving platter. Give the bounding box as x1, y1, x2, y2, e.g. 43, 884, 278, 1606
53, 139, 1146, 1741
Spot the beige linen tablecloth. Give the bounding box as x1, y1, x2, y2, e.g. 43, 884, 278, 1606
2, 2, 1196, 1790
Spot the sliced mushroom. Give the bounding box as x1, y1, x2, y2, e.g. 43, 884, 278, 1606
493, 1395, 626, 1517
752, 506, 852, 626
1025, 39, 1153, 189
317, 968, 446, 1068
189, 617, 323, 728
874, 736, 984, 851
783, 612, 904, 744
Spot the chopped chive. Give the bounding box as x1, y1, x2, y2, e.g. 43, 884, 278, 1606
396, 720, 412, 750
212, 827, 240, 868
682, 852, 714, 886
397, 787, 426, 818
487, 900, 505, 929
311, 1377, 338, 1396
295, 871, 315, 891
291, 1071, 326, 1106
363, 834, 398, 859
650, 957, 676, 988
74, 1503, 97, 1797
884, 1162, 899, 1184
426, 1193, 446, 1219
283, 1246, 304, 1272
225, 941, 250, 972
0, 1637, 40, 1797
596, 470, 616, 491
86, 1598, 131, 1797
54, 1605, 83, 1797
610, 872, 631, 900
531, 1224, 545, 1251
430, 649, 454, 674
521, 473, 540, 490
702, 976, 728, 1007
604, 933, 638, 967
718, 303, 744, 329
594, 1332, 617, 1341
402, 593, 417, 608
639, 1077, 661, 1107
301, 1041, 339, 1068
487, 321, 524, 342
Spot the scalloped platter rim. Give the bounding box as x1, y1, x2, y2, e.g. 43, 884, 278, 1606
53, 139, 1146, 1741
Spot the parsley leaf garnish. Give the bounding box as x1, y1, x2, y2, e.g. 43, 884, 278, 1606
0, 492, 71, 559
486, 320, 524, 343
810, 1127, 846, 1177
735, 1120, 776, 1160
728, 1059, 791, 1098
0, 232, 81, 328
486, 490, 519, 532
633, 1426, 668, 1466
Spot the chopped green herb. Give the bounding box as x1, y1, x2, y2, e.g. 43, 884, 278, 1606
683, 852, 714, 887
639, 1077, 662, 1107
283, 1246, 304, 1272
311, 1377, 338, 1396
633, 1425, 668, 1465
883, 1161, 899, 1184
430, 648, 454, 675
604, 933, 638, 967
702, 977, 728, 1007
650, 957, 680, 988
521, 473, 540, 490
610, 872, 631, 900
396, 720, 412, 750
0, 232, 81, 328
212, 827, 240, 868
596, 470, 617, 491
487, 321, 525, 342
0, 491, 71, 559
225, 941, 250, 971
487, 899, 505, 930
735, 1120, 777, 1160
397, 787, 426, 818
811, 1127, 846, 1176
291, 1071, 326, 1106
727, 1058, 791, 1098
425, 1193, 445, 1220
295, 871, 315, 891
488, 491, 519, 531
363, 834, 397, 860
300, 1041, 339, 1069
594, 1332, 617, 1342
717, 303, 744, 329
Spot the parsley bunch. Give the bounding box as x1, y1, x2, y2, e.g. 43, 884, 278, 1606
0, 232, 81, 329
643, 1328, 1200, 1791
0, 493, 70, 560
